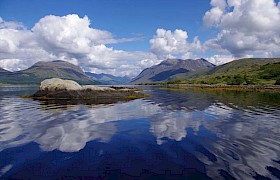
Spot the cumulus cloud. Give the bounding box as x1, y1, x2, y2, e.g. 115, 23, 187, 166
203, 7, 224, 27
0, 59, 22, 71
0, 17, 25, 30
206, 54, 235, 65
204, 0, 280, 58
150, 28, 203, 59
0, 23, 55, 70
32, 15, 113, 55
0, 15, 158, 77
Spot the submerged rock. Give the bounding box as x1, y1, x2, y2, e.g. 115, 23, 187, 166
32, 78, 148, 104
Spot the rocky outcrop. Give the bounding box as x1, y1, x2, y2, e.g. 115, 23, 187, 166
32, 78, 148, 104
40, 78, 82, 91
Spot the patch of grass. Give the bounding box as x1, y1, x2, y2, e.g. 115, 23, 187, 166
125, 94, 150, 99
165, 62, 280, 86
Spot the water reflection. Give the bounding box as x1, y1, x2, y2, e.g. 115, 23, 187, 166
151, 89, 280, 179
0, 97, 162, 152
0, 87, 279, 179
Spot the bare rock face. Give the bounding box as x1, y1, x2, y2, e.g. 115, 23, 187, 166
40, 78, 82, 91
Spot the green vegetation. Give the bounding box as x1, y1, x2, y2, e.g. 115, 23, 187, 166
165, 59, 280, 86
0, 73, 39, 85
0, 60, 100, 85
0, 72, 97, 85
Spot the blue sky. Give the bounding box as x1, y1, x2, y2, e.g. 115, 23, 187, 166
0, 0, 212, 51
0, 0, 280, 76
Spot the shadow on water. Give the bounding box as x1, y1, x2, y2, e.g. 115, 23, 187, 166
0, 86, 279, 179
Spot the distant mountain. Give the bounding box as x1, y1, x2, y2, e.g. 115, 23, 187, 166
0, 60, 100, 85
0, 68, 10, 74
130, 58, 215, 84
86, 72, 131, 85
168, 58, 280, 85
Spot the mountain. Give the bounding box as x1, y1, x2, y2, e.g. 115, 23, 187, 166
0, 60, 100, 85
168, 58, 280, 85
0, 68, 10, 74
85, 72, 131, 85
130, 58, 215, 84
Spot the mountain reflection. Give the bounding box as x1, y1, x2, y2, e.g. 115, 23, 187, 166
0, 87, 279, 179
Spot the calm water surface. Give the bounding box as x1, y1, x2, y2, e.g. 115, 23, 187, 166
0, 86, 279, 179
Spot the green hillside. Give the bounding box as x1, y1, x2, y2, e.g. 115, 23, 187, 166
130, 58, 215, 84
166, 58, 280, 85
0, 60, 100, 85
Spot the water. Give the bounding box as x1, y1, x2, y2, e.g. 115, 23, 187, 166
0, 86, 279, 179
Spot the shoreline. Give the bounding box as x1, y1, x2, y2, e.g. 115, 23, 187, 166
163, 84, 280, 92
0, 84, 39, 87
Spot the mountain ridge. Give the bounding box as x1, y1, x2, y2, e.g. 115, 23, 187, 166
168, 58, 280, 85
0, 60, 100, 85
0, 67, 11, 74
85, 72, 131, 85
130, 58, 215, 84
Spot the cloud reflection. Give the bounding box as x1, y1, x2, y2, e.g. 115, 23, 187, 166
0, 89, 279, 179
0, 98, 163, 152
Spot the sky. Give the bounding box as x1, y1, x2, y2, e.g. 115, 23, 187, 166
0, 0, 280, 77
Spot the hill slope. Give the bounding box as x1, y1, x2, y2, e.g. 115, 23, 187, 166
0, 68, 10, 74
169, 58, 280, 85
0, 60, 100, 85
85, 72, 131, 85
130, 58, 215, 84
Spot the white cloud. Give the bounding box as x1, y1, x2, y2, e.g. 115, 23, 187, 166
150, 28, 203, 59
0, 59, 21, 71
191, 36, 204, 52
32, 14, 113, 55
150, 29, 189, 59
203, 7, 224, 27
0, 26, 55, 71
204, 0, 280, 58
0, 17, 25, 30
210, 0, 227, 9
203, 0, 227, 27
206, 54, 235, 65
0, 15, 158, 77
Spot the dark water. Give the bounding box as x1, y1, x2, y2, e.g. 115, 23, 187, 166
0, 86, 280, 179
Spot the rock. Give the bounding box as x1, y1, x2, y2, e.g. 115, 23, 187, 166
40, 78, 82, 91
82, 85, 105, 91
82, 85, 116, 91
118, 88, 134, 92
32, 78, 149, 104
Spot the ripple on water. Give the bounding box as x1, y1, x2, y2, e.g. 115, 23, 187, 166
0, 88, 279, 179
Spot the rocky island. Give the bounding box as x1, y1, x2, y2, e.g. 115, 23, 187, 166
31, 78, 148, 104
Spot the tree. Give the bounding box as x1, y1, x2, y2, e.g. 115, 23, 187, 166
226, 75, 245, 85
244, 74, 256, 85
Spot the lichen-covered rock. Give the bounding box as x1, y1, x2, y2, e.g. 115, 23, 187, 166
32, 78, 149, 104
40, 78, 82, 91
